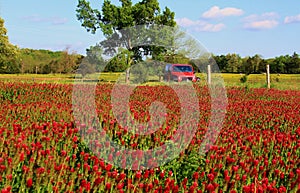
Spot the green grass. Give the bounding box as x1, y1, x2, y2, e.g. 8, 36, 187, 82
0, 73, 299, 90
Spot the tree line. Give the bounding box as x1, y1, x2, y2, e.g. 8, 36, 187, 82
212, 53, 300, 74
0, 17, 83, 74
17, 48, 83, 74
96, 50, 300, 74
0, 47, 83, 74
2, 43, 300, 75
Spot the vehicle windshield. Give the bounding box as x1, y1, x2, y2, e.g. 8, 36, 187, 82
173, 65, 192, 72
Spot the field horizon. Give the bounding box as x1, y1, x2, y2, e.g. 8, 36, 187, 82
0, 73, 299, 90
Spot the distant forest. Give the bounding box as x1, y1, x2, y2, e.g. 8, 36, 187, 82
1, 48, 300, 74
16, 48, 83, 74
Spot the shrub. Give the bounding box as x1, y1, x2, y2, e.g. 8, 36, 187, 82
240, 74, 248, 83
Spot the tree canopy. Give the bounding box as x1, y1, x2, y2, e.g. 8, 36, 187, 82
0, 17, 19, 73
76, 0, 176, 63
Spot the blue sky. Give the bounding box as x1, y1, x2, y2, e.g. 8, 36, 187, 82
0, 0, 299, 58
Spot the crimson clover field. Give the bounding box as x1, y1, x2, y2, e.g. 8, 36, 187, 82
0, 82, 299, 193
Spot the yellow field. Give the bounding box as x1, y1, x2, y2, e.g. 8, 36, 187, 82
0, 73, 299, 90
218, 73, 299, 90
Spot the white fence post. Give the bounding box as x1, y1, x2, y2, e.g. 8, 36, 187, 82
207, 64, 211, 85
266, 64, 270, 89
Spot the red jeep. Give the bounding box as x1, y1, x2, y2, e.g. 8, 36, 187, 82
164, 64, 197, 82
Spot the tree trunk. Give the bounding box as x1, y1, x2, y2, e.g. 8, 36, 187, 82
125, 68, 130, 83
125, 38, 132, 84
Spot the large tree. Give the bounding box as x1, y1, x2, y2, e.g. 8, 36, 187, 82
287, 52, 300, 73
225, 53, 242, 73
76, 0, 176, 82
77, 44, 106, 77
0, 17, 19, 73
58, 47, 81, 74
244, 54, 262, 74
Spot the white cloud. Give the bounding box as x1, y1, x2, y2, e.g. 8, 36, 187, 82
244, 20, 278, 30
202, 6, 244, 19
195, 23, 225, 32
51, 18, 68, 25
176, 18, 200, 27
242, 12, 279, 30
284, 14, 300, 24
23, 15, 68, 25
243, 12, 279, 22
176, 17, 225, 32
